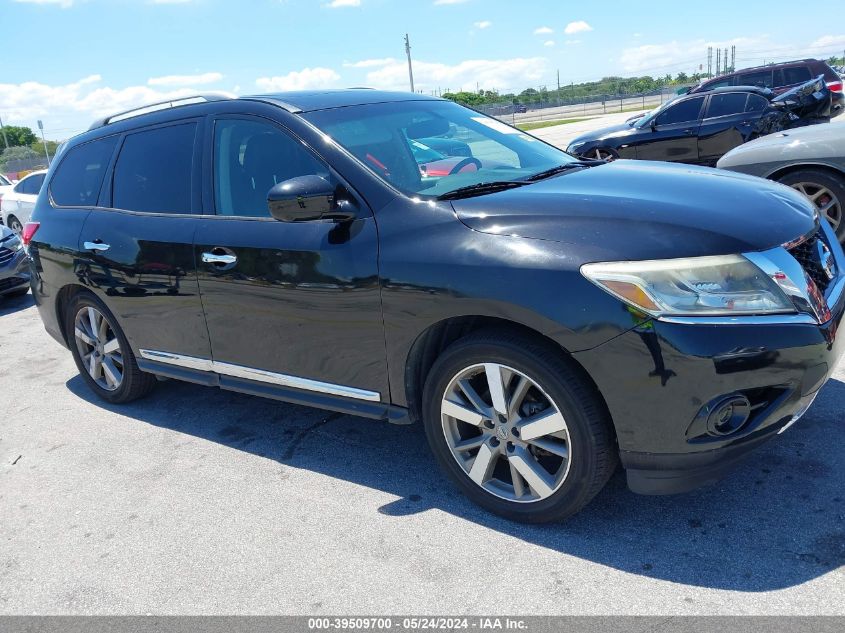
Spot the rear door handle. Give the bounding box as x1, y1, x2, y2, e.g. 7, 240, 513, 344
201, 251, 237, 266
83, 241, 110, 252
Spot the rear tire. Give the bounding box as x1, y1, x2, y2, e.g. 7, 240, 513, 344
7, 216, 23, 234
422, 330, 617, 523
777, 169, 845, 242
65, 292, 157, 404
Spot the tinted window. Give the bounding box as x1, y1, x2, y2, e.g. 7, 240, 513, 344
112, 123, 195, 213
50, 136, 117, 207
745, 95, 768, 112
780, 66, 811, 85
213, 119, 327, 217
17, 173, 45, 195
656, 97, 704, 125
705, 93, 748, 118
704, 78, 733, 90
737, 70, 772, 88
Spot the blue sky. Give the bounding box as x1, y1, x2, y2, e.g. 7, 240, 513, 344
2, 0, 844, 139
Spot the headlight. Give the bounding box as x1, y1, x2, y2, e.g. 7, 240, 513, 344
2, 234, 23, 252
581, 255, 794, 317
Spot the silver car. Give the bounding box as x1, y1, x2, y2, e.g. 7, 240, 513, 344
717, 123, 845, 242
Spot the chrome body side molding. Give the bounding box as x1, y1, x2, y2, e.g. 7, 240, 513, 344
139, 350, 381, 402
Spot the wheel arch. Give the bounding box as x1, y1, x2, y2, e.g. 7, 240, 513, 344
54, 283, 91, 345
402, 315, 611, 429
766, 161, 845, 182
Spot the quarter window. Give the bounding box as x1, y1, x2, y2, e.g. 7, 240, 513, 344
112, 123, 196, 214
705, 93, 748, 118
16, 173, 45, 195
656, 97, 704, 125
745, 95, 768, 112
213, 119, 327, 218
780, 66, 812, 86
50, 136, 117, 207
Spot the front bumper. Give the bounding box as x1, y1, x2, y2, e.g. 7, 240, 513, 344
0, 248, 30, 295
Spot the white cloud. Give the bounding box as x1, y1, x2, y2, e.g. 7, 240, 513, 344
364, 57, 548, 93
543, 41, 555, 48
326, 0, 360, 6
434, 0, 469, 4
533, 26, 553, 35
474, 20, 492, 29
147, 72, 223, 86
811, 34, 845, 50
13, 0, 74, 7
619, 36, 781, 74
255, 67, 340, 91
343, 58, 396, 68
564, 21, 592, 35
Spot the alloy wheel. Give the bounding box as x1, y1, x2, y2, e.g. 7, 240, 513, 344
73, 306, 124, 391
8, 217, 23, 234
592, 148, 616, 161
440, 363, 572, 503
791, 182, 841, 231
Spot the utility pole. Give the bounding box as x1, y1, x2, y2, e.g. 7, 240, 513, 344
731, 45, 736, 73
716, 48, 721, 76
0, 116, 8, 150
707, 47, 713, 78
37, 120, 51, 167
724, 48, 728, 74
557, 69, 560, 92
404, 33, 415, 93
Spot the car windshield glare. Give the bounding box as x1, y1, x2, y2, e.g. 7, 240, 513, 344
302, 100, 577, 198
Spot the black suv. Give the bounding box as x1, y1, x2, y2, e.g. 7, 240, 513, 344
26, 91, 845, 522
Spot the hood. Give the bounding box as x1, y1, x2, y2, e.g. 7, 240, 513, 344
568, 122, 638, 148
718, 122, 845, 168
452, 160, 816, 262
0, 224, 17, 241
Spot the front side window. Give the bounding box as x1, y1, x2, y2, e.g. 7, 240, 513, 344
112, 123, 196, 214
655, 97, 705, 125
213, 119, 327, 217
705, 93, 748, 118
303, 100, 574, 198
50, 136, 117, 207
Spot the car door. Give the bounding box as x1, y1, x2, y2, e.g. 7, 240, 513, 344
76, 119, 213, 364
194, 113, 389, 404
697, 92, 758, 166
11, 172, 45, 225
635, 96, 705, 163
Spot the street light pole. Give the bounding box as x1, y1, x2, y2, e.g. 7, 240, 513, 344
37, 120, 51, 167
404, 33, 415, 93
0, 116, 9, 150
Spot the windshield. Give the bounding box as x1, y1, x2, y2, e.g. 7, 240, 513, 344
303, 100, 577, 198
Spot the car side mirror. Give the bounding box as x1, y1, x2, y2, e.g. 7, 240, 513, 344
650, 119, 658, 131
267, 175, 355, 222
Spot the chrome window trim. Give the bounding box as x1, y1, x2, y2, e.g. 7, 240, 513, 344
139, 350, 381, 402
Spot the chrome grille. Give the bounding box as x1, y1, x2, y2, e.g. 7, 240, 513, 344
787, 230, 836, 295
0, 247, 14, 266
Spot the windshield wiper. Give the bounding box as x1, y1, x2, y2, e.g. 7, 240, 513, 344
523, 160, 603, 182
437, 180, 528, 201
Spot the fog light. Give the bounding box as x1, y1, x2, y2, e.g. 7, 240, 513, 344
705, 395, 751, 436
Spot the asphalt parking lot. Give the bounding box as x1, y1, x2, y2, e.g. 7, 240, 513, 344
2, 293, 844, 614
1, 111, 844, 615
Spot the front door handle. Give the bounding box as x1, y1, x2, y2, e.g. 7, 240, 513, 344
201, 251, 237, 266
83, 241, 110, 252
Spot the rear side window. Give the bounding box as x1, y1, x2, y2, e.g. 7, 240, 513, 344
112, 123, 196, 214
16, 173, 45, 195
656, 97, 704, 125
745, 95, 768, 112
779, 66, 812, 86
705, 93, 748, 118
50, 136, 117, 207
737, 70, 773, 88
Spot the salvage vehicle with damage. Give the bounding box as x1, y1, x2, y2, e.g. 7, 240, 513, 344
24, 90, 845, 523
567, 77, 833, 165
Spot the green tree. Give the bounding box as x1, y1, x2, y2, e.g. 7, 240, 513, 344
0, 145, 40, 170
0, 125, 37, 148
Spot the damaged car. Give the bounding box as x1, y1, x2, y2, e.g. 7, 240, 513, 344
566, 76, 833, 166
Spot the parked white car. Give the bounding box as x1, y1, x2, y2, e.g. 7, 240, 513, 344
0, 170, 47, 233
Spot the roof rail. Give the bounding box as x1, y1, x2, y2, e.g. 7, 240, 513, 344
88, 94, 231, 130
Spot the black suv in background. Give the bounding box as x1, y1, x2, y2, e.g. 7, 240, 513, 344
26, 91, 845, 522
689, 58, 844, 115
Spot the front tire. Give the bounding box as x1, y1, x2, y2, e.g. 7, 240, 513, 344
778, 169, 845, 242
422, 330, 617, 523
65, 292, 156, 404
7, 216, 23, 234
